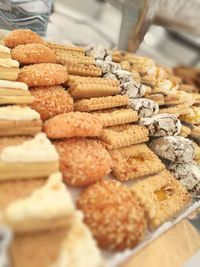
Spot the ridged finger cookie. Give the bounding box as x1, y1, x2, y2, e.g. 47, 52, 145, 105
92, 108, 138, 127
75, 95, 128, 112
65, 63, 102, 77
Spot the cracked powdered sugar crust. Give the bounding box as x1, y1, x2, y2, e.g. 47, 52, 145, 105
129, 98, 159, 117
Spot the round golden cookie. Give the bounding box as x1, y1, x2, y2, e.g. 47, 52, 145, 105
77, 180, 146, 250
18, 63, 68, 86
29, 86, 74, 121
4, 29, 43, 48
43, 112, 102, 138
53, 138, 112, 186
11, 44, 56, 65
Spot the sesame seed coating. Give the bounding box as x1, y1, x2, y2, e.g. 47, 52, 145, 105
53, 138, 112, 186
44, 112, 102, 138
11, 44, 57, 65
77, 180, 146, 250
29, 86, 74, 121
18, 63, 68, 87
4, 29, 43, 48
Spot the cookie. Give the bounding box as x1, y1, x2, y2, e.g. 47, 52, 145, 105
0, 226, 12, 267
74, 95, 128, 112
150, 136, 195, 163
164, 91, 194, 106
112, 50, 122, 63
44, 112, 102, 139
56, 52, 95, 65
0, 133, 59, 181
4, 29, 43, 48
120, 80, 146, 98
101, 124, 149, 150
95, 60, 121, 74
29, 86, 74, 121
139, 113, 181, 136
85, 45, 112, 61
46, 41, 85, 54
159, 104, 190, 117
128, 98, 159, 117
77, 180, 146, 250
0, 44, 11, 59
53, 138, 112, 186
131, 170, 191, 229
11, 44, 56, 65
18, 63, 68, 87
0, 105, 42, 136
169, 162, 200, 197
67, 76, 120, 99
1, 172, 75, 232
145, 93, 165, 105
0, 58, 19, 81
92, 108, 138, 127
0, 80, 34, 105
120, 61, 131, 71
65, 63, 102, 77
179, 124, 191, 137
180, 107, 200, 125
110, 143, 165, 181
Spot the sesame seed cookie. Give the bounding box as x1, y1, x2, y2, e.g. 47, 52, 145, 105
53, 138, 112, 186
29, 86, 74, 121
43, 112, 102, 139
11, 44, 56, 65
18, 63, 68, 87
77, 180, 146, 250
4, 29, 43, 48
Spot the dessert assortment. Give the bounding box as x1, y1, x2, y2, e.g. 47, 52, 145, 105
0, 28, 199, 266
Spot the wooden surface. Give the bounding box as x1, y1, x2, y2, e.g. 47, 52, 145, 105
122, 219, 200, 267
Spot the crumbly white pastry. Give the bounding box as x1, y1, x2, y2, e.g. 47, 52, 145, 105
3, 172, 75, 224
103, 72, 118, 81
85, 45, 111, 61
0, 226, 12, 267
95, 60, 121, 74
150, 136, 195, 163
0, 133, 59, 162
0, 58, 19, 68
112, 70, 133, 84
169, 162, 200, 197
0, 105, 40, 121
120, 81, 146, 98
129, 98, 159, 117
139, 113, 181, 136
51, 212, 103, 267
0, 79, 28, 90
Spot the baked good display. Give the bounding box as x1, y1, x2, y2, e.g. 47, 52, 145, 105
0, 133, 59, 180
0, 28, 200, 266
77, 180, 146, 250
0, 105, 42, 136
53, 138, 112, 186
0, 79, 34, 105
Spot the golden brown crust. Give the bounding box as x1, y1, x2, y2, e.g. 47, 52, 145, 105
77, 180, 146, 250
53, 138, 112, 186
29, 86, 74, 121
11, 44, 56, 65
110, 144, 165, 181
43, 112, 102, 139
4, 29, 43, 48
18, 63, 68, 87
131, 170, 191, 229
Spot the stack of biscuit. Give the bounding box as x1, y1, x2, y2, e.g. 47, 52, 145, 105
0, 28, 195, 262
0, 30, 103, 267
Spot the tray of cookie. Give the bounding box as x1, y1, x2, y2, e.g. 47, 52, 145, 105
0, 29, 200, 267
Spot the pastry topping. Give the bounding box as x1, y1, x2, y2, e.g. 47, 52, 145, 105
0, 80, 28, 91
128, 98, 159, 117
150, 136, 195, 163
0, 58, 19, 68
4, 172, 74, 223
120, 81, 146, 98
85, 45, 111, 61
0, 133, 59, 162
169, 162, 200, 197
139, 113, 181, 136
0, 105, 40, 121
